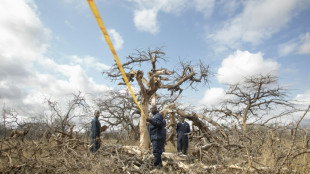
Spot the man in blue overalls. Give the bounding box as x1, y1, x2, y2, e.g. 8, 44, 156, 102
90, 110, 101, 152
163, 118, 167, 152
176, 116, 190, 155
146, 105, 165, 169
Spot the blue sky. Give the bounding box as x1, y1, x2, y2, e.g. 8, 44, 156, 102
1, 0, 310, 120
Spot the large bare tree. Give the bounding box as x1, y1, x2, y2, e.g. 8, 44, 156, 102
105, 48, 210, 150
95, 90, 181, 141
156, 74, 309, 172
207, 74, 297, 132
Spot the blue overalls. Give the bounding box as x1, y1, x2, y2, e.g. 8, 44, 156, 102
90, 117, 101, 152
148, 111, 165, 168
176, 121, 190, 154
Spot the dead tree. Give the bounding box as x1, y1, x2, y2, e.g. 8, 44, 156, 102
0, 106, 26, 140
1, 104, 7, 138
105, 48, 209, 150
159, 103, 310, 172
277, 104, 310, 172
95, 90, 141, 140
206, 74, 297, 132
160, 103, 227, 143
47, 91, 89, 133
96, 90, 182, 142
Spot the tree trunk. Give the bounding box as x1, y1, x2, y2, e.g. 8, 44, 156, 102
139, 101, 150, 150
3, 106, 6, 138
242, 116, 247, 132
151, 93, 156, 106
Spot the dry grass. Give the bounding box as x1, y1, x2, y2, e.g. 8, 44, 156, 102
1, 130, 309, 173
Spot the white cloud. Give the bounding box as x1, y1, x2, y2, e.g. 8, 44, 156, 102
294, 89, 310, 120
62, 0, 86, 10
295, 89, 310, 105
0, 0, 50, 61
70, 55, 111, 71
297, 32, 310, 54
0, 0, 110, 116
218, 0, 241, 17
17, 58, 111, 114
193, 0, 215, 17
130, 0, 187, 14
199, 88, 226, 106
130, 0, 216, 34
278, 40, 298, 57
217, 50, 280, 84
36, 58, 110, 94
108, 29, 124, 50
209, 0, 307, 49
0, 81, 24, 100
0, 0, 49, 104
134, 9, 159, 34
278, 32, 310, 56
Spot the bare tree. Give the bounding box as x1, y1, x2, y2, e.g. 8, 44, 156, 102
157, 98, 309, 172
0, 105, 24, 137
105, 48, 210, 150
47, 91, 89, 136
95, 90, 141, 140
96, 89, 183, 142
206, 74, 297, 132
1, 104, 7, 138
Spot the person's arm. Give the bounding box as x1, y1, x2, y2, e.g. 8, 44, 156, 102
148, 114, 163, 127
176, 123, 180, 136
90, 120, 95, 138
187, 123, 191, 133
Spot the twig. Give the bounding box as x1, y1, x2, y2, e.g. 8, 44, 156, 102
3, 152, 12, 167
115, 146, 125, 167
278, 104, 310, 171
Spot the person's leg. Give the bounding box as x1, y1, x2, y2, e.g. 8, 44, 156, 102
152, 140, 161, 168
94, 140, 100, 152
98, 138, 101, 149
90, 138, 95, 152
183, 136, 188, 155
177, 136, 182, 152
158, 138, 165, 167
180, 136, 184, 153
163, 141, 165, 152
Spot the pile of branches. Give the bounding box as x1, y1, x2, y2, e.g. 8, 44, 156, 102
0, 132, 191, 173
0, 128, 253, 174
0, 124, 188, 173
161, 103, 310, 173
1, 104, 309, 173
1, 131, 91, 173
1, 126, 309, 173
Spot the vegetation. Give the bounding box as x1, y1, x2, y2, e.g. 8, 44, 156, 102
1, 49, 310, 173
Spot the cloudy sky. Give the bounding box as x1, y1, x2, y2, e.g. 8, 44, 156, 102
1, 0, 310, 120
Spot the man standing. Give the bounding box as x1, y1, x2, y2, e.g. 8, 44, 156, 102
176, 116, 190, 155
90, 110, 101, 152
146, 105, 165, 169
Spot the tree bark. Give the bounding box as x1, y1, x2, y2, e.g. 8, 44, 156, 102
139, 101, 150, 150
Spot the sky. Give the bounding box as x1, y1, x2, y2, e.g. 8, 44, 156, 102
1, 0, 310, 123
